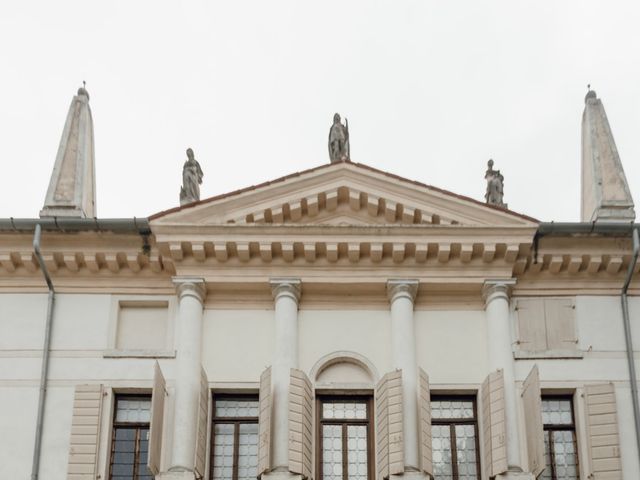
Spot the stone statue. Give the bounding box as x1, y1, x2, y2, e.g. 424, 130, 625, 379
328, 113, 350, 163
180, 148, 204, 206
485, 159, 507, 208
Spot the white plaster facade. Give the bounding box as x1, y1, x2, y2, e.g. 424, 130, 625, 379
1, 290, 639, 479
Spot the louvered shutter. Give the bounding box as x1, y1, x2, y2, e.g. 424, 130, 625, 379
148, 361, 166, 475
521, 365, 544, 477
376, 370, 404, 479
516, 299, 547, 352
418, 368, 433, 478
258, 366, 272, 477
584, 383, 622, 479
194, 366, 210, 479
66, 384, 103, 479
376, 372, 390, 480
481, 369, 507, 479
544, 298, 577, 351
387, 370, 404, 475
288, 368, 313, 479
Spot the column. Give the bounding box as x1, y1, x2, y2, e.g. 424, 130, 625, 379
483, 279, 522, 472
387, 279, 420, 471
169, 277, 206, 474
270, 278, 301, 471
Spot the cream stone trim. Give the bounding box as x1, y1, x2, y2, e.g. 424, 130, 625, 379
482, 279, 516, 306
172, 276, 206, 303
269, 277, 301, 304
106, 294, 177, 357
309, 350, 380, 384
386, 279, 419, 303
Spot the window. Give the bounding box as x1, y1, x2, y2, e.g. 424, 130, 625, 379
540, 397, 579, 480
110, 395, 153, 480
210, 395, 259, 480
431, 396, 480, 480
318, 396, 373, 480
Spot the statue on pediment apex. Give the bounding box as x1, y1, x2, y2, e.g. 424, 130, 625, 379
180, 148, 204, 206
328, 113, 350, 163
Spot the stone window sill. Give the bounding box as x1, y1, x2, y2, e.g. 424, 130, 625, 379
103, 349, 176, 359
514, 350, 584, 360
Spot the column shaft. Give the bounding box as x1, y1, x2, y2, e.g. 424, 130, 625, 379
170, 279, 205, 472
484, 281, 522, 471
388, 280, 419, 471
270, 279, 301, 470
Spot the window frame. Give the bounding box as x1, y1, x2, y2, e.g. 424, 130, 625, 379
209, 393, 260, 480
315, 394, 374, 480
109, 393, 153, 480
541, 394, 579, 480
430, 394, 481, 480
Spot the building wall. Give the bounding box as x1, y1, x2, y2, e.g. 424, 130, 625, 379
0, 292, 638, 478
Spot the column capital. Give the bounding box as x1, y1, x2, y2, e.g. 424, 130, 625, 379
482, 279, 516, 305
387, 279, 419, 303
172, 277, 206, 303
270, 278, 301, 304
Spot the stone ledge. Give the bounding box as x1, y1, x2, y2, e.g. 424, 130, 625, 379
103, 349, 176, 359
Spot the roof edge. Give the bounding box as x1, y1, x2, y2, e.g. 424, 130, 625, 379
149, 161, 539, 223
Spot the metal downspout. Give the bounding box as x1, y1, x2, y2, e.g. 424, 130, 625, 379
621, 228, 640, 466
30, 224, 55, 480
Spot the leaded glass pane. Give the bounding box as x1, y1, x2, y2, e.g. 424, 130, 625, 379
541, 399, 573, 425
550, 430, 578, 479
454, 424, 478, 479
238, 423, 259, 480
431, 424, 453, 480
323, 401, 367, 420
115, 398, 151, 423
431, 400, 474, 420
541, 431, 553, 480
212, 424, 235, 480
112, 428, 135, 477
215, 399, 259, 418
322, 424, 343, 480
137, 427, 153, 479
347, 425, 368, 480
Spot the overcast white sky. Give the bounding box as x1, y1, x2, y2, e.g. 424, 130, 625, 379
1, 1, 638, 221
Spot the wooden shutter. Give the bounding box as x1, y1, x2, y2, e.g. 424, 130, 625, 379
66, 384, 103, 479
544, 298, 577, 351
418, 368, 433, 478
481, 369, 507, 478
288, 368, 313, 479
376, 372, 390, 480
376, 370, 404, 479
194, 366, 210, 479
516, 298, 547, 352
258, 366, 272, 477
584, 383, 622, 479
148, 361, 166, 475
521, 365, 544, 477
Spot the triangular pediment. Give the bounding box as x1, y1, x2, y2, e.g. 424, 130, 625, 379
151, 162, 537, 227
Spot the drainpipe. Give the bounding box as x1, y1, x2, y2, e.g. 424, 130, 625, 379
30, 224, 55, 480
621, 228, 640, 464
